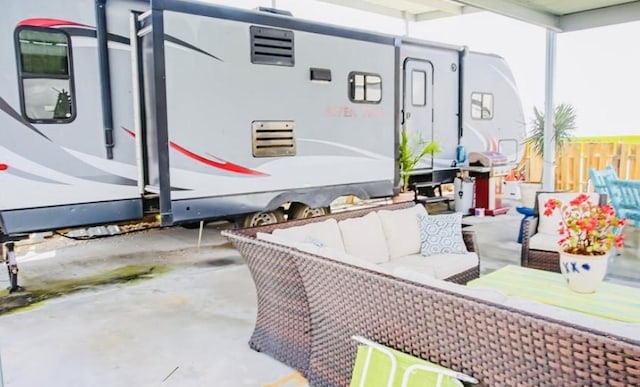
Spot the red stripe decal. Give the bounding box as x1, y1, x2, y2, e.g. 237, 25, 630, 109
17, 18, 91, 28
121, 127, 266, 176
0, 164, 8, 171
122, 127, 136, 138
169, 142, 267, 176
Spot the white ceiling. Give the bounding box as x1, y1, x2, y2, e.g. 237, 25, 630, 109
315, 0, 640, 31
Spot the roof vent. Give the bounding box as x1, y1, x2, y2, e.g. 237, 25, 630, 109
255, 7, 293, 16
250, 26, 294, 66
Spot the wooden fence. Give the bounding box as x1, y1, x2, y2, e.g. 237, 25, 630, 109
519, 141, 640, 191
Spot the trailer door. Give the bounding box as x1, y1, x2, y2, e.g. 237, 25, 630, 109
402, 58, 434, 168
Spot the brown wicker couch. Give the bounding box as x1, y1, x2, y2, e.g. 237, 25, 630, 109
225, 202, 639, 386
222, 201, 479, 377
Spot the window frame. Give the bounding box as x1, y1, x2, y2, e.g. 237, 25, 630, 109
470, 91, 494, 120
14, 26, 77, 124
348, 71, 382, 104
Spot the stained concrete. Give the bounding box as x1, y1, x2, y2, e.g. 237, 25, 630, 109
0, 199, 638, 386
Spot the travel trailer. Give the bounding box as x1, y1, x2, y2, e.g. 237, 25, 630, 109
1, 0, 525, 239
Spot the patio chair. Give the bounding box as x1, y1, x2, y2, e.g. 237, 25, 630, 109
588, 165, 621, 208
610, 179, 640, 249
350, 336, 477, 387
520, 191, 607, 272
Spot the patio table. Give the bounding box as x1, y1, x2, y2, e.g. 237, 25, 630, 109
467, 265, 640, 323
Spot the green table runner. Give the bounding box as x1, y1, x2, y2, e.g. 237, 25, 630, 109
467, 265, 640, 323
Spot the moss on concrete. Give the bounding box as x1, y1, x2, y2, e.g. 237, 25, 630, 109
0, 264, 168, 315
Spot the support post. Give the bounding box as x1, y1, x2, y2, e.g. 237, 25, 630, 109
3, 242, 21, 293
542, 29, 557, 191
403, 11, 410, 36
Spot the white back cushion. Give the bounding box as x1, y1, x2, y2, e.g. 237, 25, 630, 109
537, 192, 601, 236
338, 212, 390, 264
272, 218, 345, 251
377, 204, 428, 259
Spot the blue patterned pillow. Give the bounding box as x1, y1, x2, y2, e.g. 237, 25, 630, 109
417, 213, 467, 256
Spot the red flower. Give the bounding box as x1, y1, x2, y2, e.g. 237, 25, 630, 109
544, 194, 626, 256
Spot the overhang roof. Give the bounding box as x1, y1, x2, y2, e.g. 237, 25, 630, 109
315, 0, 640, 32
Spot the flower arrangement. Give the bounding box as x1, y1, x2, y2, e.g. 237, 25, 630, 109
543, 193, 626, 256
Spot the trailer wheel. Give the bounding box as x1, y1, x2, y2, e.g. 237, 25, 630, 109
242, 209, 285, 228
288, 203, 330, 220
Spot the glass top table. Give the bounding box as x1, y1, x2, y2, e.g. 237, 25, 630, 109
467, 265, 640, 323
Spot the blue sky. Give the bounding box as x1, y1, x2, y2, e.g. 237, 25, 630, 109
207, 0, 639, 136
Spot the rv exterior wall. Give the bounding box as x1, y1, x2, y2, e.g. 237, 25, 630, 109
0, 0, 524, 235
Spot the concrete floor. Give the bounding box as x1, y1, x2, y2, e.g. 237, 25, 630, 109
0, 199, 638, 386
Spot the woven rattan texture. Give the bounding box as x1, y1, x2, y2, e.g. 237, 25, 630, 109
297, 254, 640, 386
521, 218, 561, 273
223, 202, 417, 375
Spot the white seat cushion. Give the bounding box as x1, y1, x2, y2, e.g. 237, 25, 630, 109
338, 212, 390, 264
381, 252, 478, 280
272, 218, 345, 252
529, 232, 561, 252
377, 204, 428, 259
389, 266, 508, 304
536, 192, 600, 235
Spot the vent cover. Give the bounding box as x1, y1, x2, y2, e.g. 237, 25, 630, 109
250, 26, 294, 66
252, 121, 296, 157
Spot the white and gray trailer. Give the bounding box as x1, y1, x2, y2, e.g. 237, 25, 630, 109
1, 0, 525, 237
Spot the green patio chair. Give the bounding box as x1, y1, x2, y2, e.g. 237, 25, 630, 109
350, 336, 478, 387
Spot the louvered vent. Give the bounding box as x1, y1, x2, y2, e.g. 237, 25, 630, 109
252, 121, 296, 157
250, 26, 294, 66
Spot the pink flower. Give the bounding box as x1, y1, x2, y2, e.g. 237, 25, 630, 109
544, 194, 626, 256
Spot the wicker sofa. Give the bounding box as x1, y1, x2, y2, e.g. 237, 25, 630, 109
222, 202, 479, 376
224, 202, 640, 386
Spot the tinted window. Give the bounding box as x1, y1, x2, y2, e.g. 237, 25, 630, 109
16, 28, 74, 122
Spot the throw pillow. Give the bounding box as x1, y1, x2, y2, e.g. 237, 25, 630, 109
417, 213, 467, 257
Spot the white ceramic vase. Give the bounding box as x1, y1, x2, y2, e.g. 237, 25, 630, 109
559, 251, 610, 293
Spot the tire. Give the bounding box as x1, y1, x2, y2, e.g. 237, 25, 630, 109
242, 209, 285, 228
288, 203, 330, 220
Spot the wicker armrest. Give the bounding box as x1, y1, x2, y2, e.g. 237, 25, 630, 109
462, 229, 478, 254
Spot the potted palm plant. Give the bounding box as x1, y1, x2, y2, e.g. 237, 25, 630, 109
519, 103, 577, 206
395, 130, 440, 202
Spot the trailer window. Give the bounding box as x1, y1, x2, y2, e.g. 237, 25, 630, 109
15, 28, 75, 123
348, 72, 381, 103
411, 70, 426, 106
471, 92, 493, 120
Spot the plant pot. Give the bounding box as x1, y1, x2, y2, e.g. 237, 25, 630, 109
392, 191, 414, 203
559, 250, 610, 293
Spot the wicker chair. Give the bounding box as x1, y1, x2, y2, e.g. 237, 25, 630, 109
520, 191, 607, 272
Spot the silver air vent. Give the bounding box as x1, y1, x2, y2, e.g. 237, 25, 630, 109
252, 121, 296, 157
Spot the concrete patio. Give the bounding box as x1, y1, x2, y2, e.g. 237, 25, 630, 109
0, 198, 638, 386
